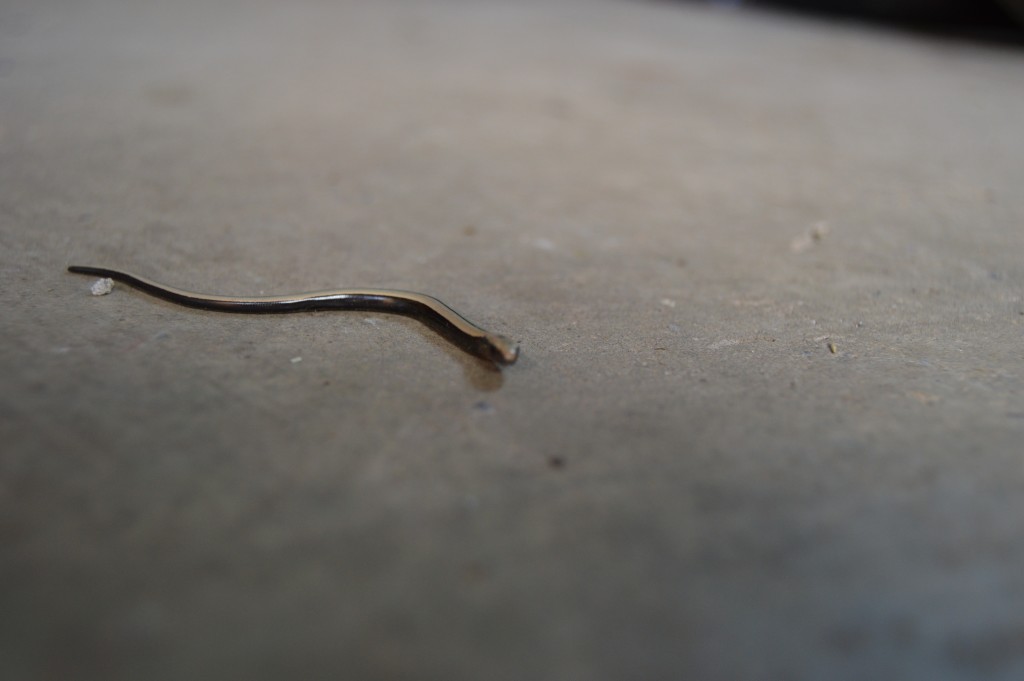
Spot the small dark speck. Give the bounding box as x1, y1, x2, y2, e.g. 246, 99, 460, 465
548, 455, 566, 470
463, 562, 490, 582
698, 377, 708, 384
545, 97, 572, 118
463, 225, 477, 236
145, 83, 195, 107
989, 271, 1003, 281
889, 615, 919, 648
323, 380, 331, 387
824, 624, 868, 655
1007, 412, 1024, 420
473, 400, 495, 414
948, 625, 1024, 674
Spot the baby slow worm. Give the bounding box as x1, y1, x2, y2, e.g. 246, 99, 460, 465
68, 265, 519, 366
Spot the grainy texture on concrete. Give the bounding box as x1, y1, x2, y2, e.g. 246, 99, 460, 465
2, 0, 1024, 679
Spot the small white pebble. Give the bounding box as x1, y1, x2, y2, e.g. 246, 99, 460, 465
660, 298, 677, 308
90, 278, 114, 296
708, 338, 740, 350
290, 356, 302, 364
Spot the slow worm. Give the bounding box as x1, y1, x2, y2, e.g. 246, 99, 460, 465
68, 266, 519, 366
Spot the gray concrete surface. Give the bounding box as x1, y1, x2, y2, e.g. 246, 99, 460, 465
2, 0, 1024, 679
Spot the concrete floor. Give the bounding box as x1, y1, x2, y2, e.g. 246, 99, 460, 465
2, 0, 1024, 679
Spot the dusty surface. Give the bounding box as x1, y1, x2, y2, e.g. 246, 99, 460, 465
2, 0, 1024, 679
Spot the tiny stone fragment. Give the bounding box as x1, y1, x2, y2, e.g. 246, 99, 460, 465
473, 400, 495, 414
90, 278, 114, 296
790, 221, 830, 253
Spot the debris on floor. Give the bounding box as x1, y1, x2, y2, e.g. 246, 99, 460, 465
89, 278, 114, 296
790, 221, 831, 253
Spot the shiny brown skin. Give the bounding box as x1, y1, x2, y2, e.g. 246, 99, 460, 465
68, 266, 518, 366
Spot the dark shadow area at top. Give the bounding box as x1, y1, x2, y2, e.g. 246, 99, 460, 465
661, 0, 1024, 47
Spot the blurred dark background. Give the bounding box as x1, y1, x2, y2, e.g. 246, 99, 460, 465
691, 0, 1024, 41
707, 0, 1023, 23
